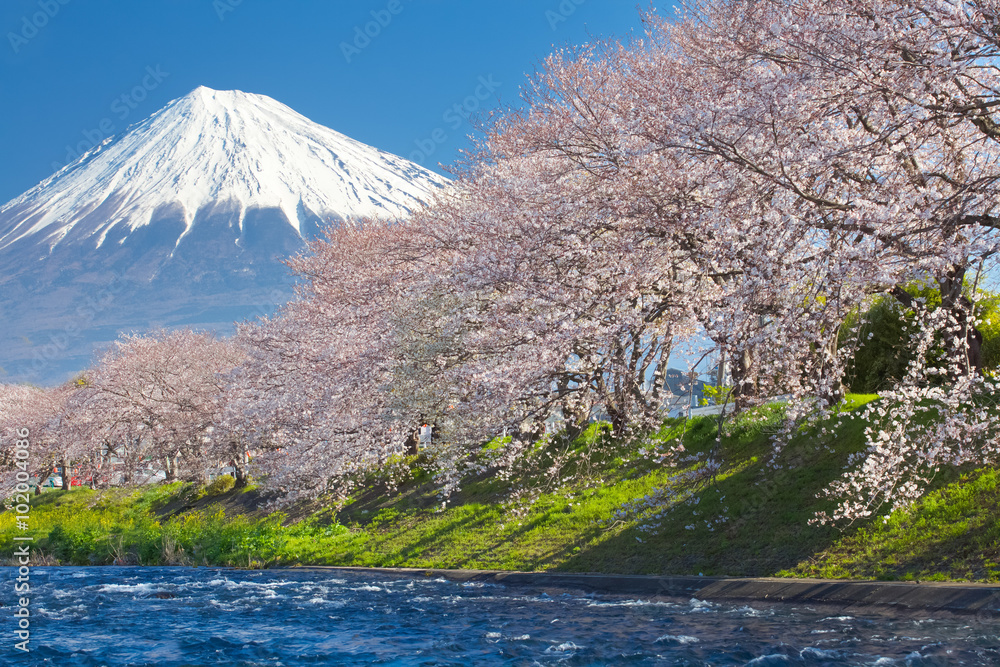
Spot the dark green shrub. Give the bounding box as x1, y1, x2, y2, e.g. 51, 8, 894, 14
842, 284, 1000, 393
841, 295, 914, 394
977, 291, 1000, 371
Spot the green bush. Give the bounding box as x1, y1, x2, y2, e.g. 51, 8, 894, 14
196, 474, 236, 499
842, 284, 1000, 393
841, 295, 914, 393
977, 290, 1000, 371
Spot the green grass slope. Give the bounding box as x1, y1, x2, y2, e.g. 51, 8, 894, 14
3, 394, 998, 581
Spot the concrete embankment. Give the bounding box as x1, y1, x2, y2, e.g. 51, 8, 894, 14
289, 566, 1000, 617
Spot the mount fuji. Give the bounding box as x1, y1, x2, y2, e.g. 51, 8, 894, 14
0, 86, 449, 384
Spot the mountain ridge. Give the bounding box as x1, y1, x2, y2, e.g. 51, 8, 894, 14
0, 85, 447, 254
0, 86, 448, 384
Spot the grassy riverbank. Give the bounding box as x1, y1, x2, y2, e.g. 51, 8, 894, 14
3, 394, 999, 581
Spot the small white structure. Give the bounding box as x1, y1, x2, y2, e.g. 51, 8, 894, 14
418, 424, 433, 448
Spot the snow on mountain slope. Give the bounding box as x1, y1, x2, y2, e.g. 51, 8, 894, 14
0, 85, 446, 253
0, 86, 449, 385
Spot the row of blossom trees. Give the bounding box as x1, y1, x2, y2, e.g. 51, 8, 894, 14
240, 0, 1000, 514
3, 1, 999, 520
0, 331, 245, 491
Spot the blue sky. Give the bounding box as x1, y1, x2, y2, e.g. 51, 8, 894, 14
0, 0, 650, 205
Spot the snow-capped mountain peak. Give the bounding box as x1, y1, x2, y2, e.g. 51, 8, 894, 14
0, 86, 448, 384
0, 85, 447, 252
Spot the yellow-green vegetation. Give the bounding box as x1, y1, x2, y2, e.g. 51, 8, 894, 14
0, 478, 346, 568
2, 394, 998, 581
787, 468, 1000, 581
194, 473, 236, 499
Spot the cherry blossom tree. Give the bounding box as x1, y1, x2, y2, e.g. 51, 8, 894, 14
80, 329, 243, 483
653, 0, 1000, 517
0, 383, 81, 493
228, 220, 435, 502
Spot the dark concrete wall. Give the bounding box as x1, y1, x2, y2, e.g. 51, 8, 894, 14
290, 566, 1000, 617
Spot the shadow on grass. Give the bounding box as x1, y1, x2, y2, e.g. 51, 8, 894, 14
794, 468, 1000, 582
557, 414, 875, 576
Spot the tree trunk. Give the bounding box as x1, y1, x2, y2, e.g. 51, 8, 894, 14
715, 349, 727, 390
164, 456, 177, 482
606, 406, 628, 437
649, 335, 674, 407
517, 418, 545, 446
60, 459, 70, 491
233, 463, 248, 489
405, 427, 420, 456
554, 370, 591, 439
730, 348, 757, 405
814, 332, 844, 406
940, 265, 984, 374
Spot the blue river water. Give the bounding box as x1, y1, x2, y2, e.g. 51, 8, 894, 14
7, 566, 999, 665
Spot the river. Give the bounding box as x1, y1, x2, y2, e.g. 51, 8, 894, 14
10, 566, 999, 665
